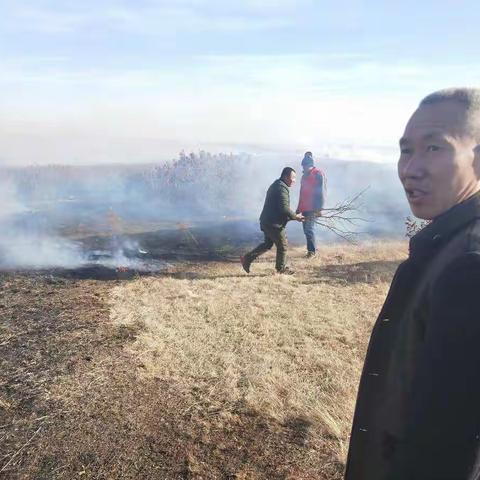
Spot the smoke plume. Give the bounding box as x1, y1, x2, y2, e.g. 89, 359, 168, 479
0, 151, 409, 270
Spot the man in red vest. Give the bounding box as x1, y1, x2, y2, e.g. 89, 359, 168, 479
296, 152, 326, 257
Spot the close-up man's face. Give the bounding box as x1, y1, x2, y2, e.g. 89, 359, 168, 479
398, 100, 480, 220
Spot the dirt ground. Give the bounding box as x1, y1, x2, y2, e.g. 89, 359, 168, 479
0, 241, 407, 479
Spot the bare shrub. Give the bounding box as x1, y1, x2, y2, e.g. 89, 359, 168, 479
405, 216, 431, 238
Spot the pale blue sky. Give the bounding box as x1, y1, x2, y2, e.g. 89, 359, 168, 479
1, 0, 479, 164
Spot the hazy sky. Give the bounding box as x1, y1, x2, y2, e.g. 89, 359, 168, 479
1, 0, 479, 165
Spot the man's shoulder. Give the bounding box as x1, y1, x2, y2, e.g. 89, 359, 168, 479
432, 251, 480, 304
272, 179, 288, 191
266, 179, 287, 198
448, 217, 480, 255
429, 219, 480, 283
267, 179, 279, 191
311, 169, 325, 184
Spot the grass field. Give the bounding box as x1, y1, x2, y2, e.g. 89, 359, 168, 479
0, 241, 407, 479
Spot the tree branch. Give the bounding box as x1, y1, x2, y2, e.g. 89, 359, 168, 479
311, 188, 369, 243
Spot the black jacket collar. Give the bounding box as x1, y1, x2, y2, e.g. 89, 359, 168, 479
409, 191, 480, 262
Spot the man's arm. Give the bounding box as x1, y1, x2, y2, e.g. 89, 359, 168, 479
314, 172, 326, 211
279, 184, 300, 220
389, 253, 480, 480
296, 179, 303, 214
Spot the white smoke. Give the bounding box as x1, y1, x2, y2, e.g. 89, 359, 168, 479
0, 177, 84, 269
0, 153, 409, 270
0, 179, 29, 219
0, 234, 83, 269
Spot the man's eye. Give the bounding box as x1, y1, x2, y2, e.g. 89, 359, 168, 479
400, 148, 412, 155
426, 145, 440, 152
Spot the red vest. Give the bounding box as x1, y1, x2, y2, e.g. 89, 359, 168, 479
298, 167, 323, 212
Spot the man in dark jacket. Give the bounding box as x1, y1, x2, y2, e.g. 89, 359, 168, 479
297, 152, 326, 257
345, 88, 480, 480
241, 167, 303, 274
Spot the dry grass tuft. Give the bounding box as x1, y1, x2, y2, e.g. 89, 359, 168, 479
110, 241, 407, 464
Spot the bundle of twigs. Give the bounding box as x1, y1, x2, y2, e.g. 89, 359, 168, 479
311, 188, 369, 243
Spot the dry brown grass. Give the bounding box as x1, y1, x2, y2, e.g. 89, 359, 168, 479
0, 240, 407, 479
110, 241, 408, 470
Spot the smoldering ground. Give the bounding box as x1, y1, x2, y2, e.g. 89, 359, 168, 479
0, 152, 409, 271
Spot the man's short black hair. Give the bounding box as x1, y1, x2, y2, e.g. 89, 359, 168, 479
281, 167, 295, 179
419, 88, 480, 142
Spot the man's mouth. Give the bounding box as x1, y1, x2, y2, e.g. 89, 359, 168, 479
405, 187, 428, 202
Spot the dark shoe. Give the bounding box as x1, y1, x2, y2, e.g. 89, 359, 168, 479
277, 267, 295, 275
306, 251, 316, 258
240, 255, 250, 273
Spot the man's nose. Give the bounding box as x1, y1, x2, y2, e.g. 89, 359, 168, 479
399, 153, 424, 180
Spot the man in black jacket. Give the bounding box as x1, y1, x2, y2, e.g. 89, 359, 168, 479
345, 88, 480, 480
241, 167, 303, 274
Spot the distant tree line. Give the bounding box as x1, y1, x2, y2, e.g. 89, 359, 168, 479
4, 151, 254, 217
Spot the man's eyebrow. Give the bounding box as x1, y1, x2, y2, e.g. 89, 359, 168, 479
399, 132, 446, 146
421, 132, 444, 142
